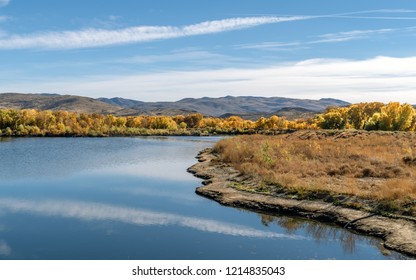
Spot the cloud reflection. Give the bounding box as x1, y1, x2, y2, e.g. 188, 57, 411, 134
113, 186, 200, 202
0, 198, 304, 240
0, 240, 11, 256
93, 161, 197, 181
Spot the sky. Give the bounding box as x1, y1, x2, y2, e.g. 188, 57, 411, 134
1, 0, 416, 103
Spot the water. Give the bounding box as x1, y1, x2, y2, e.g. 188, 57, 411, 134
0, 137, 409, 259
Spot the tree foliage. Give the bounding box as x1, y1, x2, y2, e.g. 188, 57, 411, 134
316, 102, 416, 131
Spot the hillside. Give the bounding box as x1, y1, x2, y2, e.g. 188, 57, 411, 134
99, 96, 350, 117
220, 107, 318, 120
1, 93, 350, 118
0, 93, 121, 114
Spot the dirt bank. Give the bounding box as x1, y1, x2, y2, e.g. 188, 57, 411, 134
188, 148, 416, 257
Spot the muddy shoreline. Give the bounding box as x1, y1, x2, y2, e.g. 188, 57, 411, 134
187, 148, 416, 257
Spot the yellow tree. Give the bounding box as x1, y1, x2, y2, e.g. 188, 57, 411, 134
378, 102, 414, 131
347, 104, 365, 129
21, 109, 38, 126
395, 103, 414, 131
255, 117, 267, 130
225, 116, 245, 130
318, 109, 346, 129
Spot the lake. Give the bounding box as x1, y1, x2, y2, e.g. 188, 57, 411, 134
0, 137, 409, 259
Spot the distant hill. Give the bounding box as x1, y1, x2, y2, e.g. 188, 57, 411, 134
0, 93, 121, 114
116, 107, 198, 117
99, 96, 349, 117
97, 97, 144, 108
220, 107, 319, 121
1, 93, 350, 119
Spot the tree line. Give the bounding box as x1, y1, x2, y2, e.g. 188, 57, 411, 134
0, 102, 415, 136
0, 109, 254, 136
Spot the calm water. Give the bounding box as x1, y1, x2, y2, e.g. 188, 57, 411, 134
0, 137, 409, 260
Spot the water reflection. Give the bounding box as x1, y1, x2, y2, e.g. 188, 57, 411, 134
92, 161, 198, 181
0, 137, 409, 259
0, 137, 221, 180
0, 240, 11, 256
258, 213, 407, 259
0, 198, 304, 240
113, 186, 200, 202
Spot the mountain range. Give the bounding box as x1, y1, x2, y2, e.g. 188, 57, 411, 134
0, 92, 350, 119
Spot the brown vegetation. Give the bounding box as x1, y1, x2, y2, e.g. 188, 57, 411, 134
189, 147, 416, 256
213, 130, 416, 214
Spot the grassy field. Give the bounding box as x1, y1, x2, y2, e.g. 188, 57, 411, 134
214, 130, 416, 215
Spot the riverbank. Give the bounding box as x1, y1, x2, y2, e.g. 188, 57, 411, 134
188, 148, 416, 257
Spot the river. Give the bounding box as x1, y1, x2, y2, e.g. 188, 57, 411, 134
0, 137, 409, 259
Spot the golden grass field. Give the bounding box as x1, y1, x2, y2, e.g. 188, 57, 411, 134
214, 130, 416, 214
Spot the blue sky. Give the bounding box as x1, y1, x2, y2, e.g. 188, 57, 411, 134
1, 0, 416, 103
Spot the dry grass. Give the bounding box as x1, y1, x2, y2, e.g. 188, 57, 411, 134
214, 130, 416, 213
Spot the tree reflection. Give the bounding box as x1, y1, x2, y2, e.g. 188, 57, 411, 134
257, 213, 408, 258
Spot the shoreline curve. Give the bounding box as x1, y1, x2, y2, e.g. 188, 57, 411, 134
187, 148, 416, 257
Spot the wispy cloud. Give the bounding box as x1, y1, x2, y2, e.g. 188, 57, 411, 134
0, 0, 10, 8
326, 9, 416, 20
0, 16, 310, 50
234, 9, 416, 50
333, 15, 416, 20
313, 28, 394, 43
237, 41, 302, 50
119, 49, 247, 67
1, 9, 414, 50
238, 26, 400, 50
124, 50, 226, 64
333, 9, 416, 15
366, 9, 416, 13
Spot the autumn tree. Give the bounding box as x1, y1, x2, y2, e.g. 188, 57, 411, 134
184, 113, 203, 128
318, 109, 347, 129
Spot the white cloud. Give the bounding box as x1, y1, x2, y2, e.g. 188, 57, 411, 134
5, 56, 416, 104
0, 16, 310, 50
0, 198, 303, 239
0, 0, 9, 8
313, 28, 394, 43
